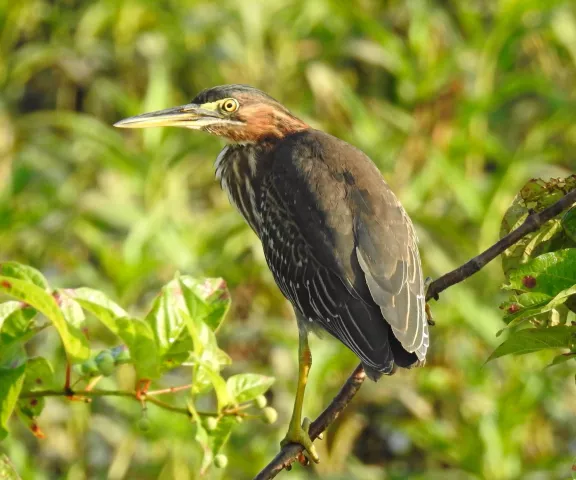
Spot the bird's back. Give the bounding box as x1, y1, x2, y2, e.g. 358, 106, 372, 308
218, 129, 428, 379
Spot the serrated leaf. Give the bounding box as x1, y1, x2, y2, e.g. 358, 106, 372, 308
0, 363, 26, 441
115, 317, 160, 379
64, 288, 128, 336
0, 276, 89, 362
226, 374, 275, 403
0, 263, 49, 290
488, 326, 576, 361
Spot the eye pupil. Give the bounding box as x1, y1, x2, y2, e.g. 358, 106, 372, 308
224, 100, 236, 112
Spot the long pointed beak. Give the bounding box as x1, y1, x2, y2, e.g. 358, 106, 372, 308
114, 104, 221, 129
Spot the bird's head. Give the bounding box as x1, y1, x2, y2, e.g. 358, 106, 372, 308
114, 84, 308, 143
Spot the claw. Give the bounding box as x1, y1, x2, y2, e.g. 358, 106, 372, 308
425, 303, 435, 326
424, 277, 436, 325
280, 418, 319, 464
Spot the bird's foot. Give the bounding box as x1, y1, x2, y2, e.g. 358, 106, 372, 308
424, 277, 436, 326
280, 416, 319, 464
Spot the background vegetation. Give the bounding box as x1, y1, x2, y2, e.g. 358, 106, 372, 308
1, 0, 575, 478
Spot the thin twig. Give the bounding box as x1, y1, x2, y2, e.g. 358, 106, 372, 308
255, 186, 576, 479
19, 388, 234, 418
146, 384, 193, 396
425, 186, 576, 302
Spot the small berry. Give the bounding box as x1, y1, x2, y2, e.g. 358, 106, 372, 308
95, 351, 115, 376
205, 417, 218, 431
80, 359, 99, 376
137, 417, 151, 432
254, 395, 267, 409
262, 407, 278, 424
113, 345, 131, 364
214, 454, 228, 469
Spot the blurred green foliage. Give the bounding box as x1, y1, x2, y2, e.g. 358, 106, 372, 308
0, 0, 575, 478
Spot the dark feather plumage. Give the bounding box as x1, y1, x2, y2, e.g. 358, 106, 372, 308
216, 128, 428, 380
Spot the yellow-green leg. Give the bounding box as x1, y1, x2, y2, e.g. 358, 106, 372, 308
280, 328, 319, 463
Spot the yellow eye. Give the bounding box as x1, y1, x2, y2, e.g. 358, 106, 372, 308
221, 99, 239, 113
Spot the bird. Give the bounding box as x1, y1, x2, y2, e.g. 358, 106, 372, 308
114, 84, 429, 462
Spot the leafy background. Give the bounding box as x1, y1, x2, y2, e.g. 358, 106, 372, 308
1, 0, 575, 479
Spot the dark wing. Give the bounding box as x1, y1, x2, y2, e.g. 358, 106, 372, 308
257, 130, 427, 374
259, 177, 396, 376
352, 181, 429, 361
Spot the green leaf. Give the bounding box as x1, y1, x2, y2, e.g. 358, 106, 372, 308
226, 374, 275, 403
0, 263, 49, 290
64, 288, 128, 336
179, 277, 230, 332
0, 303, 37, 341
145, 279, 189, 357
54, 290, 85, 329
488, 326, 576, 361
562, 205, 576, 242
208, 416, 234, 459
0, 363, 26, 441
0, 276, 89, 362
500, 292, 552, 326
17, 396, 45, 419
508, 249, 576, 296
115, 317, 160, 379
546, 353, 575, 368
500, 286, 576, 331
193, 361, 233, 410
184, 309, 232, 404
22, 357, 54, 392
187, 402, 213, 474
0, 302, 24, 330
500, 176, 576, 277
0, 454, 22, 479
15, 407, 45, 439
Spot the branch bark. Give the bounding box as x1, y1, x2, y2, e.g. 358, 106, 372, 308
255, 186, 576, 480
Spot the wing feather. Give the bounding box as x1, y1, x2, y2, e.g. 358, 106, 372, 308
355, 192, 428, 360
252, 129, 428, 374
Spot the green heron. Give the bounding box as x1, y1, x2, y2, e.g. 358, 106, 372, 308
115, 85, 429, 462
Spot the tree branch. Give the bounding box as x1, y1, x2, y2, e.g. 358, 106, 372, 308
425, 186, 576, 302
254, 365, 366, 480
255, 185, 576, 479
